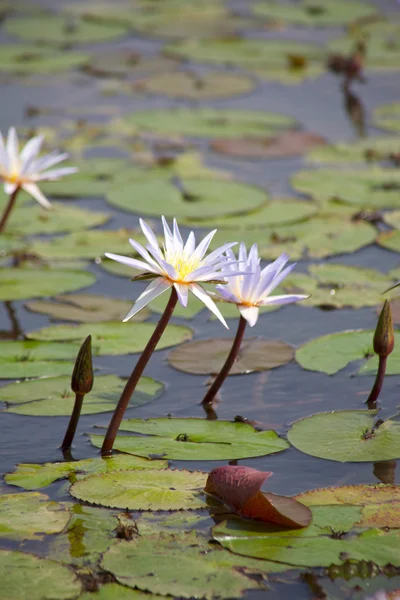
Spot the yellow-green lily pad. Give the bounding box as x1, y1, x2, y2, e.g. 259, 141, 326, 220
0, 267, 95, 300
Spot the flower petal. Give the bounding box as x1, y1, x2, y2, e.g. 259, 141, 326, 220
20, 135, 43, 173
4, 181, 17, 195
123, 278, 171, 322
29, 151, 69, 174
35, 166, 78, 181
202, 242, 237, 266
263, 263, 296, 296
174, 282, 189, 307
190, 283, 229, 329
0, 131, 9, 172
6, 127, 20, 174
191, 229, 217, 262
261, 294, 309, 306
139, 218, 161, 252
21, 182, 52, 209
128, 238, 163, 273
183, 231, 195, 256
104, 252, 158, 274
239, 305, 259, 327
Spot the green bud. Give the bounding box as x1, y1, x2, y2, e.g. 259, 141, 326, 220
71, 335, 94, 394
373, 300, 394, 358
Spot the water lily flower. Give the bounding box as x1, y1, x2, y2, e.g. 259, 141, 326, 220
0, 127, 77, 232
106, 216, 240, 327
214, 244, 308, 326
202, 244, 308, 406
101, 217, 240, 456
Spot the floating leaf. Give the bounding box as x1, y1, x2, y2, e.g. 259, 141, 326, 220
71, 469, 207, 510
0, 374, 163, 416
120, 107, 296, 139
377, 230, 400, 255
79, 585, 161, 600
5, 14, 127, 45
27, 322, 193, 355
0, 340, 80, 379
107, 178, 266, 220
0, 492, 70, 540
90, 418, 289, 461
85, 49, 180, 78
287, 411, 400, 463
307, 136, 400, 165
211, 131, 326, 159
374, 102, 400, 134
0, 267, 95, 300
6, 454, 167, 490
25, 293, 149, 323
0, 234, 28, 255
253, 0, 379, 26
0, 44, 89, 74
0, 550, 81, 600
206, 466, 312, 528
168, 338, 294, 375
137, 71, 255, 99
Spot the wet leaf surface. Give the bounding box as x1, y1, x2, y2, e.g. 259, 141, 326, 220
0, 44, 90, 74
0, 340, 79, 379
253, 0, 379, 26
79, 585, 161, 600
307, 135, 400, 165
374, 102, 400, 133
211, 131, 326, 159
0, 267, 95, 300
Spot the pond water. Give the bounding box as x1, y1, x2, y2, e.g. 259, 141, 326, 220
1, 0, 400, 599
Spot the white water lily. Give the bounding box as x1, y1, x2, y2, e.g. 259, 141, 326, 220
0, 127, 77, 208
214, 243, 308, 327
105, 216, 241, 327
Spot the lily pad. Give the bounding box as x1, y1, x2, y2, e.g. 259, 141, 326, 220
292, 167, 400, 208
0, 234, 28, 255
85, 49, 180, 78
307, 136, 400, 165
211, 131, 326, 159
25, 293, 149, 323
5, 202, 110, 235
120, 108, 296, 139
0, 267, 95, 300
0, 340, 80, 379
253, 0, 379, 27
107, 178, 266, 220
374, 102, 400, 134
137, 70, 255, 99
6, 454, 167, 490
0, 492, 70, 540
71, 469, 207, 510
27, 322, 193, 355
0, 374, 163, 416
377, 230, 400, 255
168, 338, 294, 375
90, 418, 289, 461
287, 410, 400, 462
79, 585, 161, 600
0, 550, 81, 600
383, 210, 400, 230
0, 44, 90, 74
5, 14, 127, 45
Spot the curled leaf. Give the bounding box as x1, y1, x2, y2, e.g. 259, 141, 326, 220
205, 466, 312, 529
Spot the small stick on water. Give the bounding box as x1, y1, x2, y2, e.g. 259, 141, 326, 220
61, 335, 93, 452
0, 187, 20, 234
366, 300, 394, 410
101, 288, 178, 456
202, 315, 247, 406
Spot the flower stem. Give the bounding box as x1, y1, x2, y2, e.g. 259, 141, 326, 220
366, 355, 387, 410
101, 287, 178, 456
202, 315, 247, 406
0, 187, 20, 234
61, 393, 85, 451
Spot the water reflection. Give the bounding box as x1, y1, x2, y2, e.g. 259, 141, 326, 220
0, 301, 22, 340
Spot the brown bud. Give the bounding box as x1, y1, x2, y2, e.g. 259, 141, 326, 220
373, 300, 394, 358
71, 335, 94, 394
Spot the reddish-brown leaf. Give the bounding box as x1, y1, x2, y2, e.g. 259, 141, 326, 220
210, 131, 326, 159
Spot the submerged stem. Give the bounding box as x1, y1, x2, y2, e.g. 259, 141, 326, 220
61, 393, 85, 451
101, 287, 178, 456
366, 355, 387, 410
202, 315, 247, 406
0, 187, 20, 234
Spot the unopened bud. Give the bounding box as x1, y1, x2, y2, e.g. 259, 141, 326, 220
373, 301, 394, 358
71, 335, 94, 394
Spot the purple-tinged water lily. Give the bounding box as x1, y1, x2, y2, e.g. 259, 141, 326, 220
106, 216, 241, 328
213, 243, 308, 326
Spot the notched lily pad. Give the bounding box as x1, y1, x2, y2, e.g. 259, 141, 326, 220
168, 338, 294, 375
0, 267, 95, 300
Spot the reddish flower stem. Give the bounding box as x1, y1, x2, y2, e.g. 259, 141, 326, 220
0, 187, 20, 234
366, 355, 387, 410
202, 315, 247, 406
61, 393, 85, 451
101, 287, 178, 456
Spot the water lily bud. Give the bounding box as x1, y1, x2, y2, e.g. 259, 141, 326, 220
373, 300, 394, 358
71, 335, 94, 394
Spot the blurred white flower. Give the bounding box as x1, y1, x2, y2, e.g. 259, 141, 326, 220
0, 127, 77, 208
365, 591, 400, 600
106, 216, 241, 327
214, 243, 308, 326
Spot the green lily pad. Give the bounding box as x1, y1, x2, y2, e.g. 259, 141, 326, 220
101, 532, 270, 598
25, 293, 149, 323
253, 0, 379, 26
383, 210, 400, 230
166, 38, 324, 83
27, 322, 193, 355
374, 102, 400, 133
71, 469, 207, 510
0, 44, 90, 74
137, 70, 255, 99
6, 454, 167, 490
90, 418, 289, 461
0, 374, 163, 416
307, 136, 400, 165
5, 202, 110, 235
211, 217, 376, 260
84, 49, 180, 78
120, 108, 296, 139
0, 492, 70, 540
30, 229, 145, 260
5, 14, 127, 45
292, 167, 400, 208
168, 338, 294, 375
0, 550, 81, 600
107, 178, 266, 220
377, 230, 400, 255
0, 267, 95, 300
287, 410, 400, 462
0, 234, 28, 255
79, 584, 161, 600
0, 340, 80, 379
